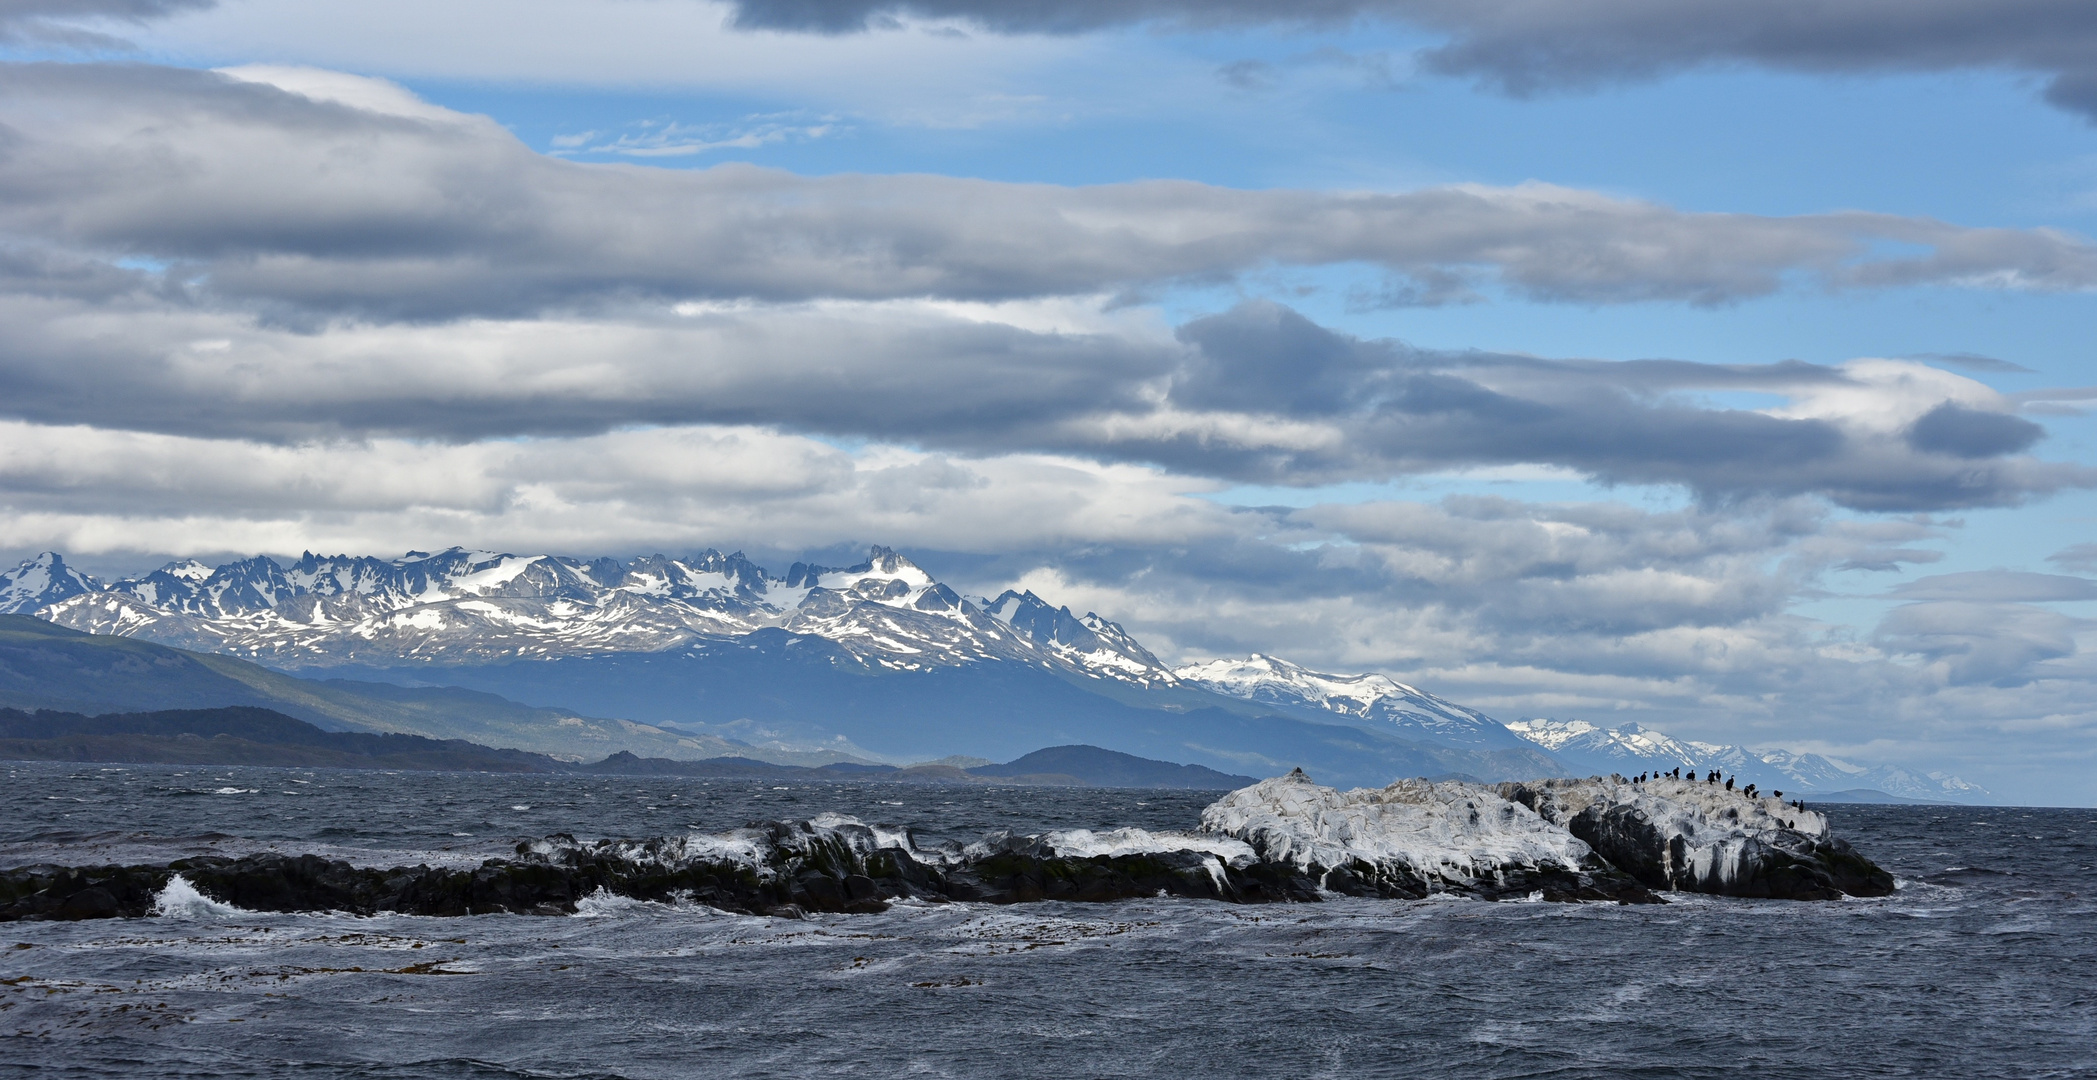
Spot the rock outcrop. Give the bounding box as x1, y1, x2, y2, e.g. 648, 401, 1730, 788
1496, 776, 1895, 899
1201, 770, 1660, 902
0, 817, 1319, 921
0, 773, 1895, 921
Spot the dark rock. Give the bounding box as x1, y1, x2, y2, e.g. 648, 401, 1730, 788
55, 888, 118, 920
1500, 778, 1897, 900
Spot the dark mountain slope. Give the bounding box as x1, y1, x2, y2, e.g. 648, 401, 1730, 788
329, 637, 1546, 789
0, 706, 561, 771
0, 706, 1264, 789
0, 616, 780, 763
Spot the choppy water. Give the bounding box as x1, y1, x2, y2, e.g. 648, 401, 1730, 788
2, 762, 2093, 1079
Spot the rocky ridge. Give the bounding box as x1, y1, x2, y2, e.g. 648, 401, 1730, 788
20, 546, 1177, 688
1174, 653, 1536, 751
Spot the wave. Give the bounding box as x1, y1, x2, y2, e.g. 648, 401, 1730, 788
150, 873, 248, 918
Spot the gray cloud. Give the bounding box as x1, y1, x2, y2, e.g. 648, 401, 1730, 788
1885, 570, 2097, 603
1216, 58, 1276, 91
1909, 352, 2036, 375
2050, 543, 2097, 574
2, 63, 2094, 324
0, 289, 2080, 511
725, 0, 2097, 121
0, 0, 210, 45
934, 500, 2097, 800
1139, 301, 2089, 510
1904, 402, 2044, 458
0, 295, 1175, 443
0, 63, 2083, 518
1875, 600, 2082, 685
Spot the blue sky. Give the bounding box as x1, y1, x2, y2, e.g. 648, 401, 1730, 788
4, 0, 2097, 800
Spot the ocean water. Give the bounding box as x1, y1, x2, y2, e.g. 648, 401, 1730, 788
2, 762, 2093, 1079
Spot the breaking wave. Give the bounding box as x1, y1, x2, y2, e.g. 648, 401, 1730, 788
150, 873, 247, 919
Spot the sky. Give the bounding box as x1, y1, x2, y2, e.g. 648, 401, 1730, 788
3, 0, 2097, 802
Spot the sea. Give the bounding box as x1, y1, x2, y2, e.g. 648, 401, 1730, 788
1, 761, 2093, 1079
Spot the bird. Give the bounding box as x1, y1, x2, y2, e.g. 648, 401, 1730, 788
1725, 777, 1734, 791
1772, 790, 1782, 800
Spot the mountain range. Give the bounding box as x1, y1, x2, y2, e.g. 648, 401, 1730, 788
1504, 719, 1989, 803
0, 547, 1986, 799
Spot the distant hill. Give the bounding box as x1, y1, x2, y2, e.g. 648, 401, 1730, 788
0, 706, 564, 772
970, 745, 1255, 789
1799, 788, 1949, 805
0, 706, 1264, 789
0, 615, 847, 765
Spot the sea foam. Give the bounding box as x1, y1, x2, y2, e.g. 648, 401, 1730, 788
150, 874, 247, 919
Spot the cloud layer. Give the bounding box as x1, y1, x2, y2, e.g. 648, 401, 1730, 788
4, 63, 2096, 325
725, 0, 2097, 120
0, 64, 2087, 513
0, 286, 2082, 510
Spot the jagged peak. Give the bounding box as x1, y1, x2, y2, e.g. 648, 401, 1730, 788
0, 551, 103, 615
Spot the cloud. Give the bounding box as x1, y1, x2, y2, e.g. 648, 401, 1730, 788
1140, 302, 2092, 509
2050, 542, 2097, 574
0, 64, 2084, 511
1874, 600, 2082, 685
0, 420, 1239, 555
3, 63, 2096, 324
0, 293, 1177, 443
1904, 403, 2045, 458
1216, 58, 1277, 91
0, 287, 2083, 510
1885, 570, 2097, 603
0, 0, 212, 46
940, 494, 2096, 796
723, 0, 2097, 122
1908, 351, 2036, 374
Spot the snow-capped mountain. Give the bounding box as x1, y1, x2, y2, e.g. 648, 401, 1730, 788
1504, 718, 1987, 803
1173, 653, 1535, 750
976, 590, 1177, 687
7, 545, 1984, 795
10, 544, 1564, 785
0, 552, 101, 615
30, 545, 1182, 687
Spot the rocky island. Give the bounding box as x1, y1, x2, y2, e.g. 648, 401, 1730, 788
0, 770, 1892, 921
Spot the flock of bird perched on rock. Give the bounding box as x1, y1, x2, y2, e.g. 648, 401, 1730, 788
1626, 768, 1811, 811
